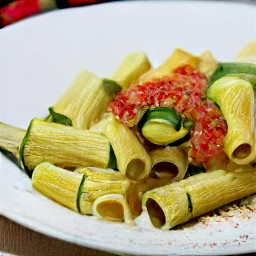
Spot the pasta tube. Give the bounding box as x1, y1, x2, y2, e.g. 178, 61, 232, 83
0, 122, 26, 159
235, 40, 256, 163
142, 167, 256, 230
198, 50, 218, 78
235, 40, 256, 64
32, 163, 131, 215
47, 69, 121, 129
108, 52, 151, 88
207, 76, 255, 164
126, 147, 188, 217
141, 48, 200, 82
19, 118, 111, 175
92, 193, 133, 224
76, 167, 130, 215
90, 113, 151, 180
32, 162, 84, 212
149, 146, 188, 182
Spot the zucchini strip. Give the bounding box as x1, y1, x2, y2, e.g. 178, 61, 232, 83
138, 107, 191, 146
90, 113, 151, 180
208, 62, 256, 88
19, 118, 111, 175
142, 166, 256, 230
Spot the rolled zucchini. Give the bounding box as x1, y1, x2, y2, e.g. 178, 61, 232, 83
142, 166, 256, 230
138, 107, 192, 146
90, 113, 151, 180
208, 62, 256, 88
207, 76, 255, 164
19, 118, 111, 175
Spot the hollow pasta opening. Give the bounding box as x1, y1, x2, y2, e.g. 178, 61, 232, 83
96, 200, 124, 221
152, 162, 179, 179
232, 143, 252, 159
146, 198, 166, 228
126, 158, 146, 180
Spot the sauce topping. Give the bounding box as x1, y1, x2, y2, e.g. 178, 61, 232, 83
109, 65, 227, 167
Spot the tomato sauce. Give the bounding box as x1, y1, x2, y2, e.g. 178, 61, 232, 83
109, 65, 227, 167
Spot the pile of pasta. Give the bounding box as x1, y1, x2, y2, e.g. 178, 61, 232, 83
1, 41, 256, 230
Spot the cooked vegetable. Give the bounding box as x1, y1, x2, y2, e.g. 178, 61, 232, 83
90, 113, 151, 180
142, 166, 256, 230
19, 119, 112, 176
138, 107, 192, 145
207, 76, 255, 164
108, 52, 151, 88
208, 62, 256, 88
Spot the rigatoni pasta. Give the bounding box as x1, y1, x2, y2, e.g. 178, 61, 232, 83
207, 76, 255, 164
92, 193, 134, 224
142, 166, 256, 230
149, 146, 188, 182
1, 43, 256, 230
19, 119, 111, 175
90, 113, 152, 180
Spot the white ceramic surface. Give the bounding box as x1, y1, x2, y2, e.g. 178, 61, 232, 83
1, 1, 256, 255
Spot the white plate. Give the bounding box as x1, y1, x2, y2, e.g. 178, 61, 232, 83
1, 1, 256, 255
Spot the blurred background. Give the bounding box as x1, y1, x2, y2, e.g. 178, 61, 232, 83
1, 0, 255, 28
0, 0, 117, 28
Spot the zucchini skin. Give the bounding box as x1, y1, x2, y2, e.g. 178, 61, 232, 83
137, 107, 181, 131
137, 107, 192, 146
208, 62, 256, 88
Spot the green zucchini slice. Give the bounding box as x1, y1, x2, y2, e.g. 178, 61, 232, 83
208, 62, 256, 88
138, 107, 192, 146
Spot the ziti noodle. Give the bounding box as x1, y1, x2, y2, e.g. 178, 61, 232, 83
1, 42, 256, 229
